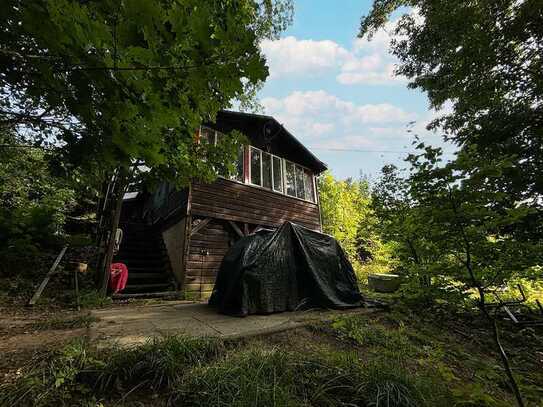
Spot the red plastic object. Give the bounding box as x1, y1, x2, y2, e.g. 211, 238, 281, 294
109, 262, 128, 293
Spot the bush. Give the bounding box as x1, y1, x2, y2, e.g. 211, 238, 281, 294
0, 131, 99, 278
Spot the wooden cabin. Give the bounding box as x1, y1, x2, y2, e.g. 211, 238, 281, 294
115, 111, 327, 300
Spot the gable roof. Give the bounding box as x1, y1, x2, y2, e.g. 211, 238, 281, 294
209, 110, 327, 174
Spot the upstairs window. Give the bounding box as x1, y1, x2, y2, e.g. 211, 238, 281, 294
250, 147, 261, 185
262, 152, 272, 189
295, 165, 305, 199
234, 144, 316, 203
272, 156, 283, 192
304, 168, 315, 203
285, 161, 296, 197
283, 159, 315, 202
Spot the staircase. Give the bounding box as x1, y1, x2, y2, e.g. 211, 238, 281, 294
113, 223, 178, 298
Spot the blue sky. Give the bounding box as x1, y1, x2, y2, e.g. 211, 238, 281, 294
257, 0, 452, 180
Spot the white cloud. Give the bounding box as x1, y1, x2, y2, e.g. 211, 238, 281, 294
260, 16, 411, 86
260, 36, 350, 79
311, 135, 378, 150
261, 90, 417, 146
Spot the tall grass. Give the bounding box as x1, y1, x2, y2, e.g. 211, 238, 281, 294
174, 347, 299, 407
95, 335, 224, 392
4, 314, 506, 407
0, 336, 224, 407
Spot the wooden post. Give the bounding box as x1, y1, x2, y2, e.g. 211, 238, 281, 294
99, 167, 129, 296
228, 220, 244, 238
74, 267, 80, 312
28, 246, 68, 306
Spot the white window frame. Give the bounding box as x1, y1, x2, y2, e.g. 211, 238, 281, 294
272, 155, 284, 193
215, 142, 315, 204
249, 146, 286, 192
249, 146, 263, 187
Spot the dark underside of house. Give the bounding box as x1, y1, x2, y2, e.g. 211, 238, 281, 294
114, 111, 325, 300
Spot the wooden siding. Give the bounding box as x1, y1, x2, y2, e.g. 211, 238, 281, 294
190, 178, 321, 231
184, 218, 232, 300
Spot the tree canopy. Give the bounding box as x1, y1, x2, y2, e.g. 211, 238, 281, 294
1, 0, 293, 186
360, 0, 542, 221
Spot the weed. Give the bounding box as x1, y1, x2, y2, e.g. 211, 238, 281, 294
79, 290, 112, 308
330, 315, 415, 356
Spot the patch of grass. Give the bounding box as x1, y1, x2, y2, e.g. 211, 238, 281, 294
30, 314, 98, 331
362, 357, 429, 407
3, 309, 540, 406
0, 339, 101, 407
79, 290, 112, 308
175, 342, 449, 407
175, 347, 300, 406
95, 335, 225, 393
330, 315, 416, 357
0, 335, 225, 406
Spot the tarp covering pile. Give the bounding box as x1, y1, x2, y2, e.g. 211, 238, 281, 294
209, 222, 363, 316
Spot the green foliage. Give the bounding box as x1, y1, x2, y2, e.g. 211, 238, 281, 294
4, 316, 539, 406
331, 316, 414, 355
362, 358, 426, 407
0, 133, 76, 275
361, 0, 543, 304
0, 340, 102, 407
79, 290, 113, 309
318, 171, 393, 282
1, 0, 293, 188
371, 149, 543, 307
360, 1, 543, 217
176, 343, 434, 407
95, 336, 225, 393
324, 313, 528, 406
0, 335, 225, 406
0, 128, 101, 280
175, 347, 299, 407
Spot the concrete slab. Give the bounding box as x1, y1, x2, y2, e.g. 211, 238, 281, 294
90, 303, 375, 346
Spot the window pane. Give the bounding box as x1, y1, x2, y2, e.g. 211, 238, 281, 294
304, 169, 314, 202
272, 156, 283, 192
285, 161, 296, 196
200, 127, 215, 145
295, 166, 305, 199
232, 146, 244, 182
250, 148, 261, 185
262, 152, 272, 189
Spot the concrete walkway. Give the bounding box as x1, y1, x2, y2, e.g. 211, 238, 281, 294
90, 302, 374, 346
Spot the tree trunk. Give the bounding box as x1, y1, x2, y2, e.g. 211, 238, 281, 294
99, 167, 129, 296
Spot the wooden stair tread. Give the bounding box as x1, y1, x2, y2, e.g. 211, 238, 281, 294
112, 291, 183, 300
